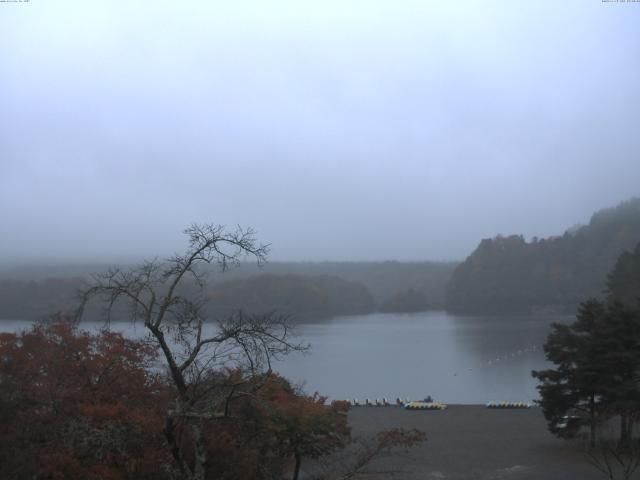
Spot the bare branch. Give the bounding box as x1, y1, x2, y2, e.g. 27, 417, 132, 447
76, 223, 302, 480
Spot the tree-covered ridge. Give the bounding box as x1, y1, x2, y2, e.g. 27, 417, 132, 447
0, 277, 85, 320
0, 261, 456, 321
206, 274, 375, 321
202, 260, 456, 310
446, 198, 640, 314
0, 274, 375, 323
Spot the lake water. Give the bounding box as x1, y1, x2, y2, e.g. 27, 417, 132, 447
0, 311, 570, 404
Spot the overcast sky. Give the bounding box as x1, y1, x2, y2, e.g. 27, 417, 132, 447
1, 1, 639, 263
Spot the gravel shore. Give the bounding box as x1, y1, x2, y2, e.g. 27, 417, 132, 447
347, 405, 605, 480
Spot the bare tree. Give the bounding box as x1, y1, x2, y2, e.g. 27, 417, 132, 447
77, 224, 307, 480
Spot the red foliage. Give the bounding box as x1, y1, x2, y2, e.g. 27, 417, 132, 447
0, 322, 170, 479
257, 375, 351, 478
183, 372, 350, 480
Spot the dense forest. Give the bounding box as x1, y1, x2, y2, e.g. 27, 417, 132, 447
206, 274, 374, 321
209, 261, 456, 309
607, 241, 640, 306
447, 198, 640, 314
0, 262, 456, 321
0, 277, 85, 320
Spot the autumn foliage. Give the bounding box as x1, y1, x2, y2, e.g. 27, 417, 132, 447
0, 323, 425, 479
174, 372, 351, 480
0, 323, 169, 480
258, 376, 351, 479
0, 325, 347, 480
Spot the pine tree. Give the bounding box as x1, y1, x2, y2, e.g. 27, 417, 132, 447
533, 299, 640, 447
532, 299, 607, 447
592, 302, 640, 446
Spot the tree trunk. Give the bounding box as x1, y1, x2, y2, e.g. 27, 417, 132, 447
292, 451, 302, 480
624, 414, 633, 445
589, 394, 597, 448
620, 413, 630, 448
164, 415, 186, 474
192, 421, 207, 480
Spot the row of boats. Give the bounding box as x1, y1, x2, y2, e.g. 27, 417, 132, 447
348, 398, 531, 409
485, 401, 531, 409
349, 398, 447, 409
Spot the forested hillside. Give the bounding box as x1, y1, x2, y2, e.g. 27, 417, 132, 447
206, 261, 456, 309
607, 241, 640, 306
0, 277, 85, 320
0, 274, 374, 322
446, 198, 640, 314
0, 261, 456, 321
206, 274, 374, 321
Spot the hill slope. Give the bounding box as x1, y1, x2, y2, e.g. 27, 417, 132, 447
446, 198, 640, 314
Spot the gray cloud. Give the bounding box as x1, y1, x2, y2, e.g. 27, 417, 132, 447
1, 1, 639, 262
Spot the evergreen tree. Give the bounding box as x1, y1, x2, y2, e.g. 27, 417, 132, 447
533, 299, 640, 447
532, 299, 607, 447
592, 301, 640, 446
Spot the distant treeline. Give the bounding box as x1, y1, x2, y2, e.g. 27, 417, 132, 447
205, 260, 457, 309
3, 198, 639, 320
206, 274, 374, 321
446, 198, 640, 314
0, 261, 457, 321
0, 277, 85, 320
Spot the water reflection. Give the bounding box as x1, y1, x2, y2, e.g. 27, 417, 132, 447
273, 312, 573, 404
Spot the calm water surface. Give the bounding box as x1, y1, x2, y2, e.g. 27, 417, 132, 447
0, 311, 570, 404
